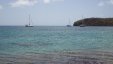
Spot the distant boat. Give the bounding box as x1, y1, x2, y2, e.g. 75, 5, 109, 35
25, 15, 33, 27
66, 25, 72, 27
25, 25, 33, 27
80, 19, 85, 27
80, 24, 85, 27
66, 19, 72, 27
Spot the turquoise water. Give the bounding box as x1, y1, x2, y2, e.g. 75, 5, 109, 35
0, 26, 113, 55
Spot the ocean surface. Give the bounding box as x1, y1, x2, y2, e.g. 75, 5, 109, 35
0, 26, 113, 55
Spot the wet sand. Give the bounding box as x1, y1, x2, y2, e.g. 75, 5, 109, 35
0, 51, 113, 64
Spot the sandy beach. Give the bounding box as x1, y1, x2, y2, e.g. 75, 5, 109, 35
0, 51, 113, 64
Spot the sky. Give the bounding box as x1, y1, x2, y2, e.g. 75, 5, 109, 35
0, 0, 113, 26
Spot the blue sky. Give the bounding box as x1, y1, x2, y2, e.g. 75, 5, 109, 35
0, 0, 113, 26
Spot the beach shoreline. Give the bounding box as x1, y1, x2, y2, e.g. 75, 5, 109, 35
0, 51, 113, 64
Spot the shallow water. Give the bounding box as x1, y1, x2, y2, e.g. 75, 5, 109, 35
0, 26, 113, 64
0, 26, 113, 55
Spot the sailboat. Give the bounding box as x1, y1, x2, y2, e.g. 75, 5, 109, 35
66, 19, 72, 27
80, 20, 85, 27
66, 25, 71, 27
80, 24, 85, 27
25, 15, 33, 27
80, 22, 85, 27
80, 17, 85, 27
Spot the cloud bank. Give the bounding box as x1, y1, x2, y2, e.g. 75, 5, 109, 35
10, 0, 38, 7
0, 5, 3, 9
43, 0, 64, 4
10, 0, 65, 7
98, 0, 113, 6
98, 1, 105, 6
43, 0, 51, 4
110, 0, 113, 4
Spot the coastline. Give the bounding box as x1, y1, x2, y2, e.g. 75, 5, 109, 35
0, 51, 113, 64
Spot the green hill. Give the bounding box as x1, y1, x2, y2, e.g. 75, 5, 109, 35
73, 18, 113, 26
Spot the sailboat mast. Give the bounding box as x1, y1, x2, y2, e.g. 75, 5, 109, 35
25, 14, 33, 27
69, 19, 70, 25
29, 15, 31, 26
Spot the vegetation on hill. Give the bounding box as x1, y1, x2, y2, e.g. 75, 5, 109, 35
73, 18, 113, 26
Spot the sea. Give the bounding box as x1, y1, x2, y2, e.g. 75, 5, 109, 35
0, 26, 113, 64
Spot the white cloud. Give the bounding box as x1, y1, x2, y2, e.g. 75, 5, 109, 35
0, 5, 3, 9
98, 0, 113, 7
43, 0, 64, 4
52, 0, 64, 2
10, 0, 64, 7
10, 0, 38, 7
109, 0, 113, 4
43, 0, 51, 4
98, 2, 104, 6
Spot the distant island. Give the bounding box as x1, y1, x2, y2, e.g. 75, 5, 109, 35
73, 18, 113, 26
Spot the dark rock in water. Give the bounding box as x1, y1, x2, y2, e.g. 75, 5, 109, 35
73, 18, 113, 26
